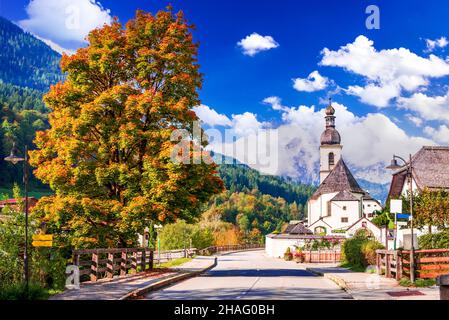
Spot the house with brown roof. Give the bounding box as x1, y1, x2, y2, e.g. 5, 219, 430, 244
388, 146, 449, 199
307, 103, 381, 235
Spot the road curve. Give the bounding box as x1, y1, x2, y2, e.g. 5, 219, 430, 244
144, 250, 352, 300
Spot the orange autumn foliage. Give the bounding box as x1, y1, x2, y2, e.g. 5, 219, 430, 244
29, 8, 223, 248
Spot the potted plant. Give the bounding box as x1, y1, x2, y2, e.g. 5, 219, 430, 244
284, 247, 293, 261
294, 249, 305, 263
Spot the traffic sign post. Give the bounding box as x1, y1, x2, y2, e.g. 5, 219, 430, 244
32, 234, 53, 247
390, 200, 403, 250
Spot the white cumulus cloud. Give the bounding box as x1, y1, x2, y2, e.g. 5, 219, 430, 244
406, 114, 424, 127
425, 37, 448, 52
18, 0, 112, 51
237, 33, 279, 56
206, 98, 434, 184
232, 112, 269, 137
424, 125, 449, 144
397, 90, 449, 123
293, 70, 329, 92
320, 35, 449, 107
193, 105, 232, 127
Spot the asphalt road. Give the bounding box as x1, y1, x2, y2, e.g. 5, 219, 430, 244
144, 250, 352, 300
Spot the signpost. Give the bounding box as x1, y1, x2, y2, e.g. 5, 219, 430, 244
32, 234, 53, 247
390, 200, 402, 250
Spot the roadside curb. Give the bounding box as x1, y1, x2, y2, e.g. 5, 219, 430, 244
119, 257, 218, 300
306, 267, 351, 292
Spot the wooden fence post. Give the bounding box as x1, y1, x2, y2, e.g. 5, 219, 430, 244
141, 250, 146, 272
91, 251, 99, 282
132, 251, 138, 274
385, 253, 391, 278
149, 250, 154, 270
396, 251, 403, 280
376, 252, 381, 275
120, 250, 127, 276
107, 252, 114, 278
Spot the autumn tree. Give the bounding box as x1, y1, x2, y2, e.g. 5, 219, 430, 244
29, 9, 223, 248
412, 188, 449, 233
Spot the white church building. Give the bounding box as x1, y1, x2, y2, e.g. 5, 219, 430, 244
265, 102, 384, 258
306, 102, 382, 235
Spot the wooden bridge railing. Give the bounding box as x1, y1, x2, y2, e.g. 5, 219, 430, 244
72, 247, 198, 283
376, 249, 449, 280
402, 249, 449, 279
198, 244, 264, 256
73, 248, 154, 282
376, 250, 402, 280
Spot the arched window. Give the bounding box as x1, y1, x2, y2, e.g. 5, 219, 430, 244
314, 226, 327, 235
329, 152, 335, 166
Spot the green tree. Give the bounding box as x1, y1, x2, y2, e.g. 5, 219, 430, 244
0, 184, 66, 291
159, 220, 213, 250
414, 189, 449, 232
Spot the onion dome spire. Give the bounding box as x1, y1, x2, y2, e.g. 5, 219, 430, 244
320, 98, 341, 145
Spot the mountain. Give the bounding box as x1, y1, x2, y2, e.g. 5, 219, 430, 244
0, 16, 64, 91
358, 179, 389, 205
212, 152, 316, 205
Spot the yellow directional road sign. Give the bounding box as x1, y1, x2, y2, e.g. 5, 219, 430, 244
32, 234, 53, 247
32, 241, 53, 247
32, 234, 53, 241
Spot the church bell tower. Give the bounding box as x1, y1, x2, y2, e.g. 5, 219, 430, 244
319, 100, 342, 184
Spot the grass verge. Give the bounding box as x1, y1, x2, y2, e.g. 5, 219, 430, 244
156, 257, 193, 269
399, 278, 436, 288
0, 283, 63, 300
339, 261, 366, 272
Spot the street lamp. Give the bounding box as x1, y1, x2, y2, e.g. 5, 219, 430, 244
386, 154, 415, 283
5, 143, 30, 292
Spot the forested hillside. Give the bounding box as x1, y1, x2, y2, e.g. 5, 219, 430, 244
0, 17, 64, 91
0, 17, 56, 190
218, 163, 315, 205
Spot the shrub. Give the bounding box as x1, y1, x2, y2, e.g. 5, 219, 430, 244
284, 247, 293, 261
361, 240, 384, 266
419, 230, 449, 249
0, 282, 49, 300
342, 233, 384, 268
0, 185, 68, 293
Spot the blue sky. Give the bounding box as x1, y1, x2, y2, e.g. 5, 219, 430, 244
1, 0, 449, 185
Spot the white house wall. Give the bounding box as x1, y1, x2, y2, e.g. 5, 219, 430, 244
346, 219, 382, 242
327, 200, 360, 231
363, 200, 382, 217
400, 177, 419, 197
265, 236, 307, 258
308, 192, 338, 225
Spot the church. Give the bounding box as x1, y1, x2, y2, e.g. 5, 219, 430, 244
306, 102, 381, 235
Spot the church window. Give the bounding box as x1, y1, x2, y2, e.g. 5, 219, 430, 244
343, 206, 347, 211
329, 152, 335, 166
341, 217, 349, 223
